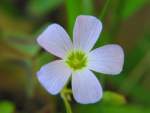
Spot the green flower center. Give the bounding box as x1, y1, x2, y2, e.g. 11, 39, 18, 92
65, 50, 88, 71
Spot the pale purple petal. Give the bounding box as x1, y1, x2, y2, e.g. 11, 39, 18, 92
73, 15, 102, 52
72, 69, 103, 104
37, 60, 71, 95
88, 44, 124, 75
37, 24, 73, 58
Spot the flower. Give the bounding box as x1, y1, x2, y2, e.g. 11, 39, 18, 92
36, 15, 124, 104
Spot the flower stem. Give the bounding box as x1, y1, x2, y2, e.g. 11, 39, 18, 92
61, 88, 73, 113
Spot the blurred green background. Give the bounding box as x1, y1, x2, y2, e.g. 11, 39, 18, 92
0, 0, 150, 113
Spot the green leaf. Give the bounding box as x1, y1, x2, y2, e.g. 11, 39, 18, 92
0, 40, 30, 60
76, 102, 150, 113
2, 33, 40, 59
102, 91, 126, 105
27, 0, 63, 16
82, 0, 94, 15
130, 85, 150, 105
0, 101, 15, 113
122, 0, 149, 19
66, 0, 82, 35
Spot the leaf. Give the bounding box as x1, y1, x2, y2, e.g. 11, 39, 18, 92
66, 0, 82, 35
122, 0, 149, 19
27, 0, 63, 16
0, 101, 15, 113
130, 85, 150, 105
76, 102, 150, 113
2, 33, 40, 59
102, 91, 126, 105
0, 40, 30, 60
82, 0, 94, 15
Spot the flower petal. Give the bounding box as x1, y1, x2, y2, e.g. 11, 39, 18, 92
37, 60, 71, 95
37, 24, 73, 58
88, 44, 124, 75
72, 69, 102, 104
73, 15, 102, 52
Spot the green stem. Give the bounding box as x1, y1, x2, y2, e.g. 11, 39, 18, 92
100, 0, 111, 21
61, 88, 73, 113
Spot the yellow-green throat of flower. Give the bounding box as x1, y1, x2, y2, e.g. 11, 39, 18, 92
65, 50, 88, 71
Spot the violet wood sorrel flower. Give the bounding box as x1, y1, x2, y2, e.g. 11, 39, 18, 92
36, 15, 124, 104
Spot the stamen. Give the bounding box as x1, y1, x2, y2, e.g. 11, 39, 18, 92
65, 50, 88, 71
